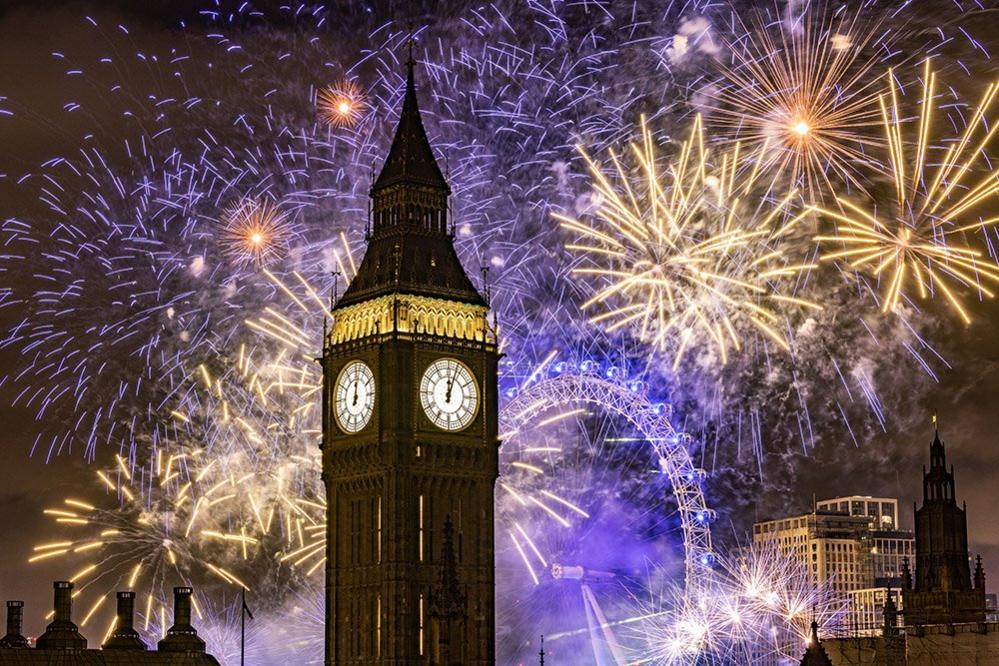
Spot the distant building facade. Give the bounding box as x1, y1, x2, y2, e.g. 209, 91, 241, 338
753, 511, 873, 593
755, 492, 916, 637
0, 582, 219, 664
814, 496, 915, 585
869, 530, 916, 584
817, 496, 900, 530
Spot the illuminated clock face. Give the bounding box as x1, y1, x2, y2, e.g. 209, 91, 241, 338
420, 358, 478, 431
334, 360, 375, 433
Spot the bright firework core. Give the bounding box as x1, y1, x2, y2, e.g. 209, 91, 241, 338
791, 118, 811, 137
219, 197, 293, 267
317, 79, 367, 128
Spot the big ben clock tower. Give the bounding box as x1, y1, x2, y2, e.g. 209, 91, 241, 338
322, 54, 498, 665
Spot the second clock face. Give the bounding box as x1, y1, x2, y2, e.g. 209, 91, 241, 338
334, 360, 375, 433
420, 358, 478, 431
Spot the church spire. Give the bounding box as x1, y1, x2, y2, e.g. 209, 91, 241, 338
905, 421, 985, 624
924, 423, 954, 503
930, 414, 946, 471
799, 621, 833, 666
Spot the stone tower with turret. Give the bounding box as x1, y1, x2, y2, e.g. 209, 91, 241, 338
901, 426, 987, 625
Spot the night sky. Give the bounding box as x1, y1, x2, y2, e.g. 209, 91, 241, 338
2, 0, 999, 655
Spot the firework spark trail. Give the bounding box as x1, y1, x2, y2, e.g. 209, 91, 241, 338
2, 0, 950, 468
813, 60, 999, 323
4, 1, 651, 463
253, 579, 325, 664
558, 114, 821, 369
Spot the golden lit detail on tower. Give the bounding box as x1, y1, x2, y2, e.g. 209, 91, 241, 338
327, 295, 493, 346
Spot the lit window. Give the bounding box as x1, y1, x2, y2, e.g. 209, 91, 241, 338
419, 593, 425, 655
376, 594, 381, 657
377, 496, 382, 563
419, 495, 425, 562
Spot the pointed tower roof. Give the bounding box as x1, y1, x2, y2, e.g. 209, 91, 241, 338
923, 421, 955, 504
930, 428, 946, 467
371, 57, 449, 194
334, 54, 484, 310
799, 621, 834, 666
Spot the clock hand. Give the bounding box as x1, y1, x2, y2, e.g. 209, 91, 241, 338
445, 375, 454, 404
352, 381, 358, 407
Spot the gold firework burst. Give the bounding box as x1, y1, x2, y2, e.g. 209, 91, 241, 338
711, 4, 886, 201
813, 61, 999, 323
557, 115, 820, 369
29, 450, 251, 642
317, 79, 367, 128
219, 196, 292, 267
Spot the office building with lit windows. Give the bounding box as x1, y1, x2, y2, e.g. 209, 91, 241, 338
752, 511, 874, 593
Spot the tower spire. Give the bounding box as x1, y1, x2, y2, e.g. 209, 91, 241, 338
334, 50, 484, 310
799, 621, 833, 665
370, 49, 448, 195
927, 414, 948, 479
906, 422, 985, 624
321, 32, 498, 665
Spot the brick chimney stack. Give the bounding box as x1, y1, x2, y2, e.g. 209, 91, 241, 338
0, 601, 28, 648
157, 587, 206, 653
103, 591, 146, 650
35, 581, 87, 650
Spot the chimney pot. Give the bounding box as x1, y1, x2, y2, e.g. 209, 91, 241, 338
157, 586, 205, 653
0, 601, 28, 649
173, 587, 192, 626
103, 590, 145, 650
117, 592, 135, 628
53, 581, 72, 623
6, 601, 22, 634
35, 581, 87, 650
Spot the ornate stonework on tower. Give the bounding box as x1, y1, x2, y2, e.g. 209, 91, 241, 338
322, 54, 498, 665
901, 426, 987, 626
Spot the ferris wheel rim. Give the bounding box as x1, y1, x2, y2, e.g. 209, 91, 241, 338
500, 372, 715, 596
